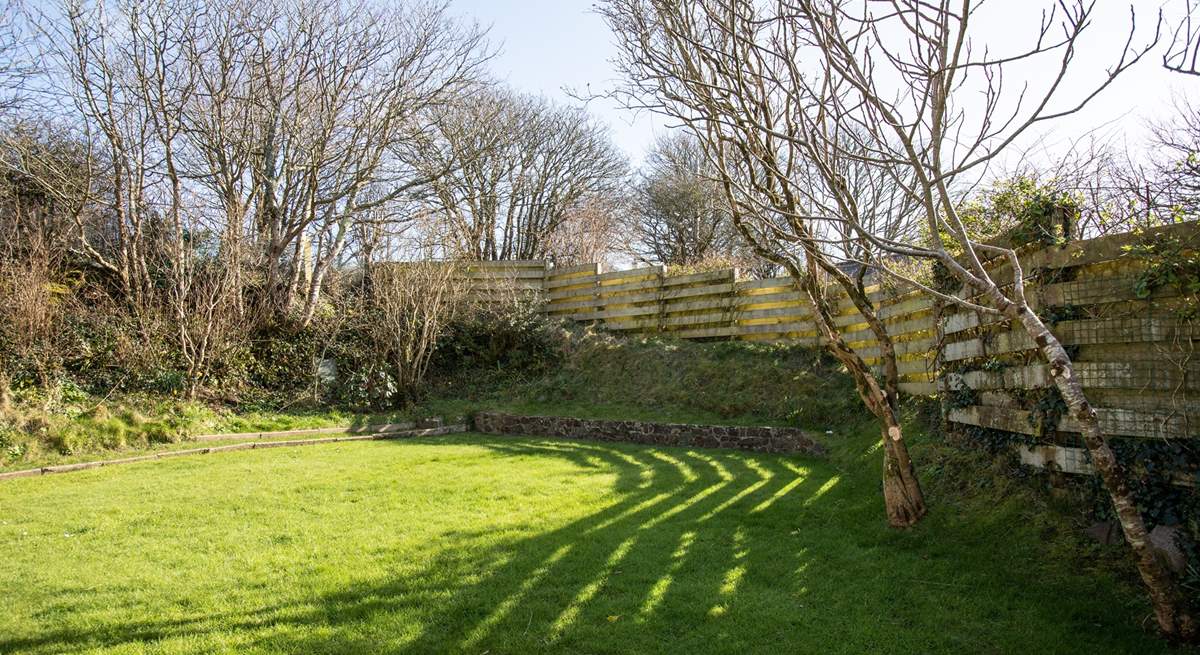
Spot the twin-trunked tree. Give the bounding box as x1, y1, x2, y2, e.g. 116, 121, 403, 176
602, 0, 1195, 639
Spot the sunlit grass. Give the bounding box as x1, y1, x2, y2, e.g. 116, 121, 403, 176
0, 432, 1180, 654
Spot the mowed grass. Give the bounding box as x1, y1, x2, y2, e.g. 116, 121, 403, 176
0, 434, 1177, 654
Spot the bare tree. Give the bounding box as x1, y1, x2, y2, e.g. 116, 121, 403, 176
418, 88, 628, 261
788, 2, 1196, 635
1147, 95, 1200, 219
543, 193, 628, 266
281, 1, 492, 324
602, 0, 928, 527
37, 0, 490, 325
168, 242, 248, 400
0, 120, 94, 265
0, 0, 36, 113
628, 131, 739, 266
1006, 122, 1200, 239
366, 261, 464, 406
1166, 0, 1200, 76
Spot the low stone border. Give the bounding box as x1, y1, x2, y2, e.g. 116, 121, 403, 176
471, 412, 825, 456
0, 424, 466, 482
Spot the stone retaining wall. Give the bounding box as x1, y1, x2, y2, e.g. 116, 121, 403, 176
471, 412, 825, 456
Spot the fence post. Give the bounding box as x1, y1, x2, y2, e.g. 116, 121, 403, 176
727, 268, 739, 337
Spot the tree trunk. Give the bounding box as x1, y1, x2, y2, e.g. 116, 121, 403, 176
795, 272, 927, 528
1010, 304, 1196, 640
880, 414, 926, 528
0, 371, 11, 416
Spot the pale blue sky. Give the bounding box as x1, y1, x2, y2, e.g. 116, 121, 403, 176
450, 0, 1196, 169
449, 0, 667, 165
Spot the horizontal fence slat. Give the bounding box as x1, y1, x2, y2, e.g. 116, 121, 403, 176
546, 262, 602, 277
949, 404, 1199, 439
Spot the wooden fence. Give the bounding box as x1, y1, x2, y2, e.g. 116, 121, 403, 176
457, 259, 547, 301
454, 222, 1200, 450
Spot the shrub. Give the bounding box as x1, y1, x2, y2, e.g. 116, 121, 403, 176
432, 301, 564, 379
935, 177, 1081, 252
245, 324, 321, 395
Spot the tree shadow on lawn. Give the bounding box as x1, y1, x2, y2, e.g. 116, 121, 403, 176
1, 435, 1175, 654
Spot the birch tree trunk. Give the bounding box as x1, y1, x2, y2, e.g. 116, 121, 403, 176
1005, 301, 1196, 639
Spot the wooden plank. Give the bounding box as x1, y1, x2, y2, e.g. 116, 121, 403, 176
464, 280, 544, 290
943, 311, 983, 335
895, 358, 934, 377
592, 288, 662, 306
942, 318, 1200, 361
1038, 274, 1177, 306
841, 316, 934, 344
899, 381, 937, 396
1018, 444, 1095, 475
948, 404, 1200, 439
674, 325, 741, 339
885, 315, 937, 336
464, 259, 545, 269
1023, 221, 1199, 271
596, 265, 664, 283
875, 293, 935, 321
833, 304, 934, 330
543, 297, 600, 314
598, 282, 664, 300
660, 269, 736, 287
586, 276, 664, 296
953, 361, 1200, 393
736, 276, 795, 292
660, 282, 735, 301
736, 306, 813, 321
832, 285, 895, 311
461, 269, 546, 280
663, 310, 731, 327
546, 283, 601, 300
729, 321, 819, 337
941, 274, 1187, 337
604, 318, 661, 332
673, 323, 821, 343
546, 262, 601, 278
733, 291, 806, 307
1083, 388, 1200, 414
853, 339, 935, 360
661, 296, 733, 314
545, 276, 599, 292
571, 305, 661, 321
830, 289, 929, 325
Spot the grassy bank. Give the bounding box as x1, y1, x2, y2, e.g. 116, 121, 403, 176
1, 329, 855, 471
0, 393, 416, 472
424, 327, 861, 428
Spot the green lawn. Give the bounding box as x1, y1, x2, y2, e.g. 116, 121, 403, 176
0, 433, 1177, 654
